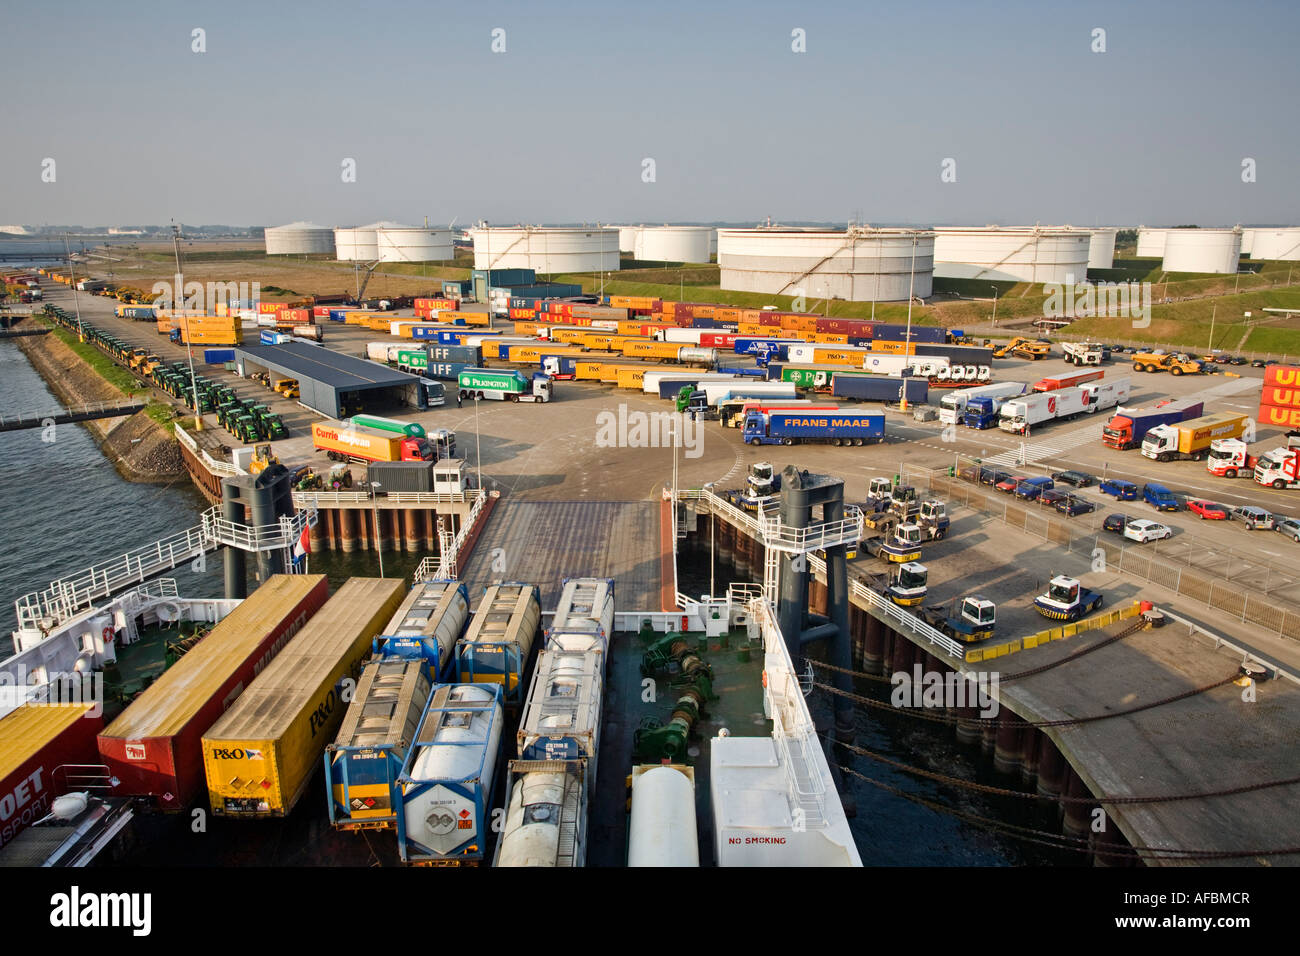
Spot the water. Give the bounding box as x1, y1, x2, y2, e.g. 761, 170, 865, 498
0, 343, 222, 648
676, 542, 1077, 867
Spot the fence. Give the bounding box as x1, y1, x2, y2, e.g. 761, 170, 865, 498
905, 461, 1300, 640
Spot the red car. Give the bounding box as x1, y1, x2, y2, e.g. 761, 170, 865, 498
995, 475, 1026, 494
1187, 499, 1229, 520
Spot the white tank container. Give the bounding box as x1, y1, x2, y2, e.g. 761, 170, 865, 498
718, 228, 934, 301
628, 766, 699, 866
1249, 227, 1300, 261
384, 580, 470, 674
496, 768, 584, 867
1161, 228, 1241, 274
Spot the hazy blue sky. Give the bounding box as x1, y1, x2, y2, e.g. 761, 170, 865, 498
4, 0, 1296, 228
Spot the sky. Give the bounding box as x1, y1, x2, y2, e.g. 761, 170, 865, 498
3, 0, 1296, 229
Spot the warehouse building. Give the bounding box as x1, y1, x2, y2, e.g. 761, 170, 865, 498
233, 343, 428, 419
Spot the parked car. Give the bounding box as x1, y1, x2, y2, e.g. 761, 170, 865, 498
1232, 506, 1276, 530
1187, 499, 1230, 520
1103, 513, 1130, 534
1039, 488, 1070, 508
1124, 519, 1173, 543
1142, 483, 1181, 512
1051, 469, 1096, 487
1275, 517, 1300, 543
996, 475, 1026, 493
1251, 359, 1268, 369
1231, 356, 1248, 366
980, 467, 1011, 487
1109, 344, 1125, 353
1014, 476, 1055, 500
1099, 478, 1139, 500
1057, 494, 1096, 517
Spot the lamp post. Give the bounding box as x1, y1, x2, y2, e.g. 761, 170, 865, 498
900, 234, 917, 411
63, 235, 85, 343
474, 393, 483, 492
173, 223, 202, 430
370, 481, 385, 577
991, 285, 998, 326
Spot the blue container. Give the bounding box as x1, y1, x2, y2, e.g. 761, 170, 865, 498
259, 329, 279, 345
328, 308, 350, 322
436, 329, 495, 345
424, 360, 472, 381
442, 279, 471, 297
425, 343, 482, 365
203, 348, 236, 364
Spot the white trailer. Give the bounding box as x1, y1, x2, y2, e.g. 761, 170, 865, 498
642, 372, 750, 395
699, 381, 798, 407
998, 386, 1089, 434
366, 341, 401, 363
656, 327, 707, 344
1080, 377, 1131, 414
939, 382, 1025, 424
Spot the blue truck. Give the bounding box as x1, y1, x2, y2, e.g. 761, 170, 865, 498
743, 410, 885, 446
963, 393, 1019, 429
831, 374, 929, 404
540, 354, 578, 379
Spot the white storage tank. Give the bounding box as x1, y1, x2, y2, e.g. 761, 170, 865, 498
1135, 228, 1168, 258
618, 226, 641, 254
470, 227, 620, 274
1088, 228, 1117, 270
334, 221, 405, 261
709, 230, 717, 260
718, 227, 935, 301
1161, 228, 1241, 274
627, 766, 699, 866
265, 221, 335, 256
1240, 228, 1255, 257
634, 226, 713, 263
377, 225, 455, 263
1249, 227, 1300, 261
932, 226, 1090, 284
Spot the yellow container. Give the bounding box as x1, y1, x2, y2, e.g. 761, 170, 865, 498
201, 578, 406, 818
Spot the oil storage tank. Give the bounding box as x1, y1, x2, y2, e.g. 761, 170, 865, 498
456, 584, 541, 707
200, 577, 406, 818
377, 225, 455, 263
394, 683, 504, 864
618, 226, 641, 254
1136, 228, 1169, 258
634, 226, 714, 263
932, 226, 1090, 283
335, 221, 404, 261
1088, 228, 1117, 270
265, 221, 335, 256
1161, 228, 1241, 274
1250, 227, 1300, 261
470, 226, 620, 274
98, 574, 330, 810
718, 227, 935, 301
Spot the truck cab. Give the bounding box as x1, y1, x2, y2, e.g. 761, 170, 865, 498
1207, 438, 1255, 478
1033, 575, 1103, 621
886, 562, 928, 606
916, 499, 949, 539
1254, 447, 1300, 489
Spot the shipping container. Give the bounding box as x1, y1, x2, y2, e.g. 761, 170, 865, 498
0, 704, 103, 850
493, 758, 590, 867
98, 575, 329, 810
456, 584, 541, 707
323, 655, 433, 830
831, 375, 929, 404
546, 578, 614, 659
517, 648, 603, 769
203, 348, 237, 364
1102, 399, 1204, 450
375, 579, 470, 679
395, 684, 503, 864
201, 577, 407, 818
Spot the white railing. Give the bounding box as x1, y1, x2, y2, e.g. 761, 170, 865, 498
290, 490, 478, 507
292, 490, 371, 506
200, 507, 314, 552
175, 424, 240, 478
413, 490, 491, 583
386, 491, 477, 505
758, 510, 864, 553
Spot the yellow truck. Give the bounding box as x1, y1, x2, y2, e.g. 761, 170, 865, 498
1130, 351, 1205, 376
201, 578, 406, 818
992, 337, 1052, 360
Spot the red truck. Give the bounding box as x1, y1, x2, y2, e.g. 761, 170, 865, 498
1031, 369, 1104, 393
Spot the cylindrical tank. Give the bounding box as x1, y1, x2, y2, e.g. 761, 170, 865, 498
718, 227, 935, 301
381, 580, 470, 675
1135, 228, 1168, 258
932, 226, 1090, 284
334, 221, 403, 261
628, 767, 699, 866
470, 227, 620, 274
1240, 228, 1255, 257
377, 226, 455, 263
264, 221, 335, 256
496, 768, 584, 867
618, 226, 641, 254
1249, 227, 1300, 261
677, 346, 718, 365
633, 226, 713, 263
1161, 228, 1241, 274
1087, 228, 1117, 270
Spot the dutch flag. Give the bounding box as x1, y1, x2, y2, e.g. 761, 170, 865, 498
292, 524, 311, 563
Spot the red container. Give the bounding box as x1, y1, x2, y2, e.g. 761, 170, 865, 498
258, 301, 288, 314
97, 575, 329, 810
279, 308, 311, 324
700, 332, 738, 348
1260, 385, 1300, 410
1263, 365, 1300, 388
312, 305, 334, 319
1257, 402, 1300, 429
0, 705, 103, 850
757, 313, 782, 327
510, 308, 537, 319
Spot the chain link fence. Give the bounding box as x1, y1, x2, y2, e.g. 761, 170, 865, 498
902, 458, 1300, 640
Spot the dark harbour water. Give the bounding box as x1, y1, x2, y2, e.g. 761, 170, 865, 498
0, 343, 222, 647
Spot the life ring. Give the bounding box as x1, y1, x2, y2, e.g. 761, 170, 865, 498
101, 626, 114, 643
